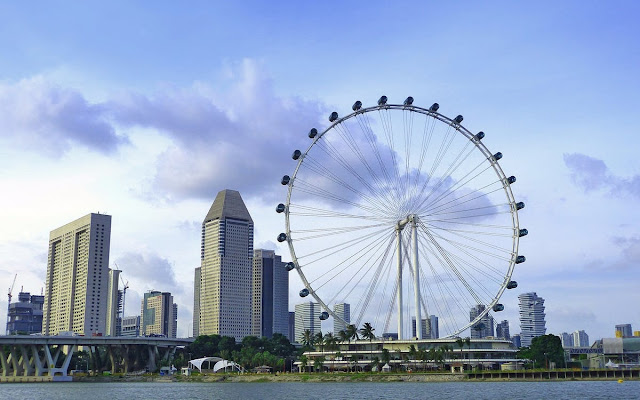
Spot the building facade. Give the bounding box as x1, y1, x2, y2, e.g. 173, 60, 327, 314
193, 267, 201, 337
333, 303, 350, 336
252, 249, 289, 338
141, 291, 177, 338
43, 213, 114, 336
294, 302, 321, 344
194, 189, 254, 340
105, 269, 121, 336
615, 324, 633, 338
560, 332, 574, 348
6, 291, 44, 335
121, 315, 140, 337
412, 317, 428, 339
429, 315, 439, 339
470, 304, 494, 339
518, 292, 546, 347
496, 320, 510, 340
288, 311, 296, 343
573, 330, 590, 347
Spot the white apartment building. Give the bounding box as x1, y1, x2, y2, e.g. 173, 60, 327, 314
519, 292, 546, 347
295, 302, 321, 343
333, 303, 350, 336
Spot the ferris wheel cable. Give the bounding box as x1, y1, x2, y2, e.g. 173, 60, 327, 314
426, 222, 516, 255
377, 108, 405, 204
425, 218, 514, 230
402, 109, 415, 209
299, 154, 392, 214
296, 226, 392, 267
331, 121, 399, 206
292, 181, 389, 219
425, 202, 510, 218
408, 115, 438, 209
422, 209, 514, 223
421, 225, 514, 264
423, 181, 504, 216
418, 224, 510, 280
374, 255, 396, 334
291, 221, 390, 235
289, 203, 394, 222
424, 224, 513, 238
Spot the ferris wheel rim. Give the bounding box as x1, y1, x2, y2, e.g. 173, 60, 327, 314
281, 99, 522, 338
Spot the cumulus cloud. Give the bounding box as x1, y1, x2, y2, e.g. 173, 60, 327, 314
0, 76, 127, 156
564, 153, 640, 198
114, 251, 184, 296
612, 236, 640, 268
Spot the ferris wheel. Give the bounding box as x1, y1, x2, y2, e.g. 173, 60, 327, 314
277, 96, 526, 339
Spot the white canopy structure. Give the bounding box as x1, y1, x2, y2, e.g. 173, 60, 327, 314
188, 357, 243, 373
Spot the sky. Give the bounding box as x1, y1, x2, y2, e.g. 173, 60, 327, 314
0, 1, 639, 340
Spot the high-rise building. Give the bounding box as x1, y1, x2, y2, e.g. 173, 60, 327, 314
288, 311, 296, 343
560, 332, 574, 348
411, 317, 428, 338
141, 291, 177, 338
193, 267, 201, 337
333, 303, 350, 336
43, 213, 114, 336
252, 249, 289, 338
6, 291, 44, 335
105, 269, 121, 336
195, 189, 254, 340
512, 334, 521, 348
518, 292, 546, 347
496, 320, 510, 340
429, 315, 439, 339
615, 324, 633, 338
573, 330, 589, 347
294, 302, 321, 343
470, 304, 494, 339
121, 315, 140, 337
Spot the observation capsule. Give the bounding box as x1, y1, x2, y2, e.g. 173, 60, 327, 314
515, 201, 525, 210
492, 152, 503, 161
277, 233, 287, 242
492, 304, 504, 312
319, 311, 329, 320
281, 175, 290, 185
453, 115, 464, 124
275, 203, 285, 213
429, 103, 440, 112
507, 281, 518, 289
507, 176, 517, 184
292, 150, 302, 160
404, 96, 414, 106
518, 229, 528, 237
329, 111, 339, 122
475, 131, 485, 140
299, 288, 309, 297
308, 128, 318, 138
352, 100, 362, 111
285, 262, 295, 271
515, 255, 526, 264
378, 95, 388, 106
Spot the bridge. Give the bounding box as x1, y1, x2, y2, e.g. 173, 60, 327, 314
0, 335, 194, 381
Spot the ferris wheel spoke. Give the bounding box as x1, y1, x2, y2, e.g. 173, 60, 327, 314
293, 180, 389, 219
424, 181, 504, 217
289, 203, 392, 222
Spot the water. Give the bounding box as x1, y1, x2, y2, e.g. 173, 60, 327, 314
0, 381, 637, 399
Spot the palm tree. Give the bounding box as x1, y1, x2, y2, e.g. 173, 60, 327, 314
301, 330, 313, 348
408, 344, 417, 371
346, 324, 359, 343
314, 331, 324, 352
465, 337, 472, 369
338, 330, 350, 344
359, 322, 376, 363
381, 348, 391, 371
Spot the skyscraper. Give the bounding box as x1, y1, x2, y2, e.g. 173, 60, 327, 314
496, 320, 510, 340
429, 315, 439, 339
193, 267, 201, 337
411, 317, 428, 338
294, 302, 321, 343
470, 304, 494, 339
43, 213, 114, 336
105, 269, 121, 336
333, 303, 350, 336
195, 189, 254, 339
615, 324, 633, 338
573, 330, 589, 347
518, 292, 546, 347
141, 290, 177, 338
252, 249, 289, 338
560, 332, 574, 348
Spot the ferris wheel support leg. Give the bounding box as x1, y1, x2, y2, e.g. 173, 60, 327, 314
412, 215, 422, 339
396, 227, 403, 340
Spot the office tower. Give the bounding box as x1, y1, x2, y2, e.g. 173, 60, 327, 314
195, 189, 254, 339
411, 317, 428, 338
294, 302, 321, 343
141, 291, 177, 338
573, 330, 589, 347
496, 320, 510, 340
43, 213, 112, 336
121, 315, 140, 337
560, 332, 574, 348
511, 334, 521, 348
6, 291, 44, 335
615, 324, 633, 338
288, 311, 296, 343
253, 249, 289, 338
105, 269, 121, 336
470, 304, 494, 339
193, 267, 201, 337
518, 292, 546, 347
429, 315, 439, 339
333, 303, 350, 336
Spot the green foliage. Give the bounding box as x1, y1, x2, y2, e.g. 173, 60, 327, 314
517, 334, 565, 369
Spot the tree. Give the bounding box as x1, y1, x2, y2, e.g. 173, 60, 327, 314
346, 324, 359, 343
359, 322, 376, 363
518, 334, 564, 369
314, 331, 324, 352
408, 345, 418, 371
301, 330, 314, 347
455, 338, 465, 361
381, 348, 391, 370
299, 354, 309, 373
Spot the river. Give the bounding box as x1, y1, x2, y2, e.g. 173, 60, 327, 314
0, 381, 637, 399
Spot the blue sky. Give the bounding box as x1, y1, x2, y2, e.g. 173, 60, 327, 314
0, 1, 639, 340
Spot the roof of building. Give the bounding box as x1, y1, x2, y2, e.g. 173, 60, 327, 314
203, 189, 253, 224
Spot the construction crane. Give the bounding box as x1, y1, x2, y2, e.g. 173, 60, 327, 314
7, 273, 17, 334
